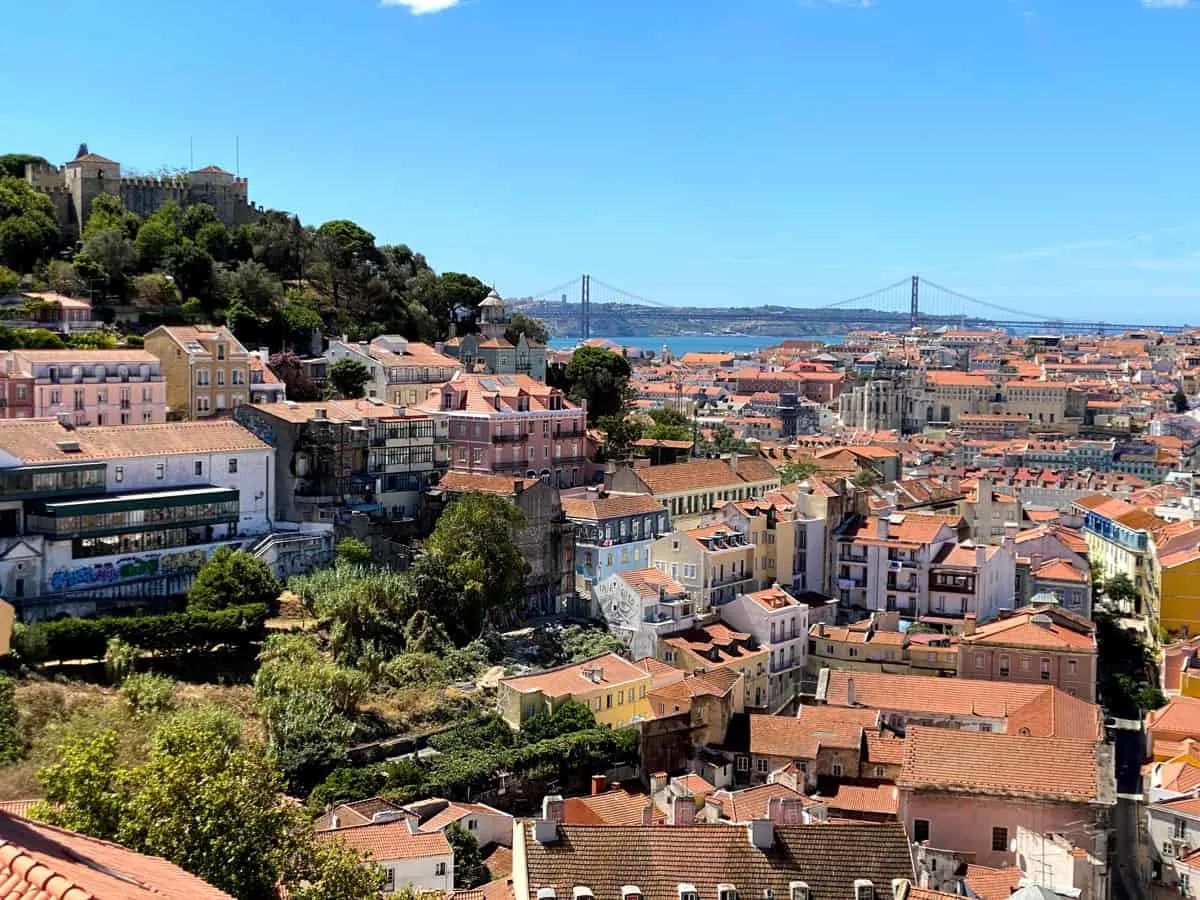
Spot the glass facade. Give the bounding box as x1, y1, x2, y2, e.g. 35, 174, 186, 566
27, 489, 239, 539
74, 525, 221, 559
0, 465, 106, 499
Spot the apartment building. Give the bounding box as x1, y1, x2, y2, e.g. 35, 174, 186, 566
562, 488, 669, 595
593, 567, 697, 659
608, 455, 781, 526
8, 349, 167, 426
719, 584, 837, 709
0, 418, 292, 615
927, 541, 1017, 622
1076, 493, 1162, 615
144, 325, 250, 418
806, 612, 959, 678
420, 373, 588, 490
716, 493, 826, 595
325, 335, 460, 406
660, 621, 770, 709
957, 606, 1098, 702
235, 400, 449, 524
651, 523, 755, 610
498, 652, 652, 729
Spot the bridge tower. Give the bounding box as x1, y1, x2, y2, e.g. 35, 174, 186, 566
580, 274, 591, 340
910, 275, 919, 330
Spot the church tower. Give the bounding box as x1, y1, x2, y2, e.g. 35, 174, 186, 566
478, 289, 508, 339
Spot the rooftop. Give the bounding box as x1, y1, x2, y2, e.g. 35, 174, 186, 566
501, 653, 647, 697
0, 419, 269, 465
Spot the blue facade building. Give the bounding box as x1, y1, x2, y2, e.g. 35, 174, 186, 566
562, 489, 670, 599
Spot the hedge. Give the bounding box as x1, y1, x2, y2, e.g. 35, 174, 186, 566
18, 603, 270, 662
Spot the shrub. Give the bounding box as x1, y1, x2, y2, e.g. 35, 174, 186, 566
120, 674, 176, 715
103, 637, 138, 685
27, 603, 270, 662
333, 537, 372, 567
188, 547, 281, 612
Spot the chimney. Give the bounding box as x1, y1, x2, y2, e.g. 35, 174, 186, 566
650, 772, 669, 795
962, 613, 977, 636
330, 813, 340, 829
591, 774, 609, 795
767, 797, 806, 825
729, 454, 739, 473
704, 796, 724, 822
748, 818, 775, 850
514, 479, 524, 495
846, 676, 857, 706
876, 517, 889, 539
669, 793, 695, 826
542, 795, 565, 823
816, 622, 825, 638
641, 801, 655, 826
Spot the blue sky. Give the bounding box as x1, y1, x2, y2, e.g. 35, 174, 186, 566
3, 0, 1199, 322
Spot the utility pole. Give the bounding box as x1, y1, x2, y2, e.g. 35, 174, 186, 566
910, 275, 920, 330
580, 274, 591, 340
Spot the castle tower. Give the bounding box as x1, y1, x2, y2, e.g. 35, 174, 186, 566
63, 146, 121, 232
478, 289, 508, 339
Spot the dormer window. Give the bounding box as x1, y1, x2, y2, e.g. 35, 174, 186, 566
789, 882, 810, 900
622, 887, 643, 900
678, 885, 700, 900
854, 880, 875, 900
717, 885, 737, 900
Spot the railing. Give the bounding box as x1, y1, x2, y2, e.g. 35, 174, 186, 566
493, 433, 530, 444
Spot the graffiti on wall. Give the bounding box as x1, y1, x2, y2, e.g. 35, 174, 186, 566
48, 545, 237, 593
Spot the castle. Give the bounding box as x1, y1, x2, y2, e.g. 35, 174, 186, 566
24, 144, 262, 239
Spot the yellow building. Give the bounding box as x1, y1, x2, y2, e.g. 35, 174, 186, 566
1160, 547, 1200, 639
807, 613, 958, 677
659, 621, 771, 709
497, 652, 651, 729
144, 325, 250, 419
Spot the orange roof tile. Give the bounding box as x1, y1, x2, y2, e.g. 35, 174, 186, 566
820, 783, 900, 816
562, 789, 661, 825
501, 653, 647, 698
318, 820, 451, 860
961, 610, 1096, 651
0, 418, 268, 464
965, 865, 1023, 900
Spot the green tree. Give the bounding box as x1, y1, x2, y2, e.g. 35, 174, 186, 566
83, 194, 140, 241
780, 460, 820, 484
131, 272, 181, 308
1174, 390, 1190, 414
162, 242, 215, 307
75, 228, 136, 298
426, 492, 528, 631
134, 201, 182, 269
850, 467, 881, 488
0, 177, 60, 272
281, 290, 325, 351
595, 412, 644, 460
181, 203, 219, 240
0, 675, 21, 765
520, 698, 597, 742
0, 154, 49, 180
561, 625, 629, 662
0, 264, 18, 296
43, 259, 79, 295
224, 259, 284, 315
505, 310, 550, 345
1104, 572, 1138, 608
33, 729, 125, 840
446, 822, 490, 889
565, 346, 632, 422
334, 536, 372, 566
403, 610, 452, 654
292, 564, 410, 665
328, 356, 371, 399
645, 407, 692, 442
187, 547, 282, 612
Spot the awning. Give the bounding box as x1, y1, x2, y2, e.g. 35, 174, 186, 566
29, 486, 239, 517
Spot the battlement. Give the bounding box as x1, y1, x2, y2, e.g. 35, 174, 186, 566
121, 175, 191, 187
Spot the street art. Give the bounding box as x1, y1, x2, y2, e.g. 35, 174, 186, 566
47, 545, 237, 593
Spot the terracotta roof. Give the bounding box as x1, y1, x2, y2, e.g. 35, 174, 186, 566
964, 864, 1023, 900
636, 656, 688, 689
865, 730, 906, 765
711, 782, 811, 822
521, 822, 915, 900
483, 844, 513, 880
562, 789, 661, 825
0, 418, 269, 464
617, 568, 687, 600
633, 457, 778, 495
417, 801, 509, 834
745, 585, 801, 610
1148, 696, 1200, 742
1031, 557, 1089, 583
69, 152, 117, 164
439, 471, 538, 496
662, 624, 762, 665
317, 820, 451, 860
960, 609, 1096, 651
562, 492, 665, 521
899, 726, 1105, 802
819, 783, 900, 816
749, 709, 872, 759
191, 165, 232, 175
500, 653, 647, 697
0, 811, 232, 898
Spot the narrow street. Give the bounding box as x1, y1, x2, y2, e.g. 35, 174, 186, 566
1112, 724, 1146, 900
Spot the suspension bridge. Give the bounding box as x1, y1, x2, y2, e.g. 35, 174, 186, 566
511, 275, 1190, 340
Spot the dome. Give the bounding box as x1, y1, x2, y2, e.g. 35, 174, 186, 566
479, 289, 505, 308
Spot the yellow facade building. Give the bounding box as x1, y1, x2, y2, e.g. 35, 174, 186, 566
1160, 547, 1200, 639
497, 652, 652, 729
144, 325, 251, 419
659, 621, 771, 709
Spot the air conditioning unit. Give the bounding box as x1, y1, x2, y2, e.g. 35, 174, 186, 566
888, 560, 903, 571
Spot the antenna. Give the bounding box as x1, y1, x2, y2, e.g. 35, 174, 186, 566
189, 137, 193, 170
236, 136, 240, 176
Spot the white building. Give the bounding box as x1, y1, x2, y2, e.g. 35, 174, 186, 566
317, 818, 454, 894
0, 418, 328, 618
719, 584, 837, 711
593, 567, 699, 660
403, 798, 513, 850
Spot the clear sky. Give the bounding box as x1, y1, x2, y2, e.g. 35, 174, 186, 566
3, 0, 1199, 322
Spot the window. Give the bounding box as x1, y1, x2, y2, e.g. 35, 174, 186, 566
194, 461, 203, 477
232, 369, 245, 385
196, 397, 210, 412
50, 389, 61, 405
1040, 658, 1051, 681
736, 755, 750, 772
216, 344, 226, 361
142, 387, 153, 402
1067, 659, 1078, 676
384, 869, 395, 890
606, 693, 612, 709
196, 369, 210, 386
435, 861, 447, 877
975, 653, 985, 670
1176, 818, 1188, 840
228, 458, 238, 474
467, 817, 477, 831
999, 655, 1010, 677
216, 369, 225, 386
831, 763, 843, 777
617, 691, 624, 705
155, 463, 165, 480
142, 411, 152, 423
913, 819, 930, 843
991, 826, 1008, 853
756, 757, 769, 774
114, 465, 123, 483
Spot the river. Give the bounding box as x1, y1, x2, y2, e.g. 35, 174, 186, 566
547, 335, 844, 356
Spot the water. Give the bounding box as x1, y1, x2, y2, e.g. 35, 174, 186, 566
548, 334, 844, 356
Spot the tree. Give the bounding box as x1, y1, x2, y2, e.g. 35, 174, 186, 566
269, 351, 321, 401
134, 202, 182, 270
446, 822, 490, 889
334, 536, 372, 566
403, 610, 452, 654
426, 493, 528, 632
780, 460, 820, 484
505, 311, 549, 345
0, 154, 49, 180
33, 729, 125, 840
292, 564, 410, 666
281, 289, 325, 351
1174, 390, 1190, 414
565, 346, 632, 422
44, 259, 79, 295
75, 229, 136, 298
520, 698, 597, 742
103, 637, 138, 684
595, 413, 644, 460
224, 259, 284, 315
850, 467, 881, 488
0, 264, 17, 296
83, 194, 140, 242
328, 357, 371, 399
181, 203, 219, 240
187, 547, 281, 612
1104, 572, 1138, 609
645, 407, 692, 442
162, 242, 215, 307
0, 177, 60, 272
0, 675, 21, 765
130, 272, 180, 308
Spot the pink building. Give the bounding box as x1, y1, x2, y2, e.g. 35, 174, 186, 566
898, 726, 1114, 868
14, 350, 168, 426
421, 373, 588, 489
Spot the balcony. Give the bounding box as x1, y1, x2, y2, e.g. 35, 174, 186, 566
885, 579, 919, 593
553, 427, 585, 438
492, 433, 530, 444
710, 572, 753, 588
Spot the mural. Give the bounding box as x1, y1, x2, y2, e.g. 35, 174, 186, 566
48, 545, 236, 593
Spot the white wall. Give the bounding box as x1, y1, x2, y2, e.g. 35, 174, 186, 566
456, 809, 513, 849
382, 852, 454, 894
